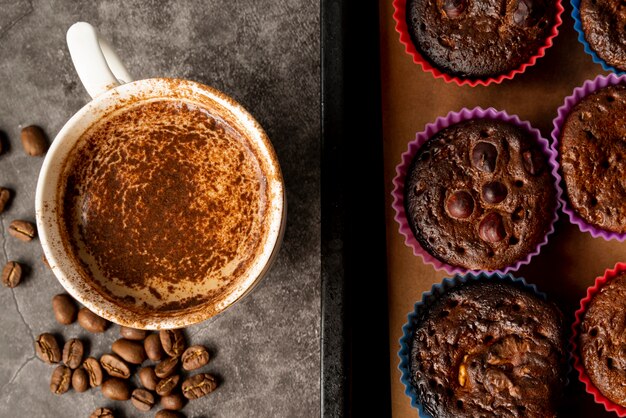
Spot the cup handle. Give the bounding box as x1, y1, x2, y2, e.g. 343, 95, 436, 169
66, 22, 134, 99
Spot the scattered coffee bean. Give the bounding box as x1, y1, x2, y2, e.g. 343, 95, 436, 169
100, 353, 131, 379
145, 333, 165, 361
138, 366, 159, 391
78, 307, 108, 333
0, 187, 11, 213
2, 261, 22, 288
156, 374, 180, 396
101, 377, 130, 401
156, 411, 184, 418
83, 357, 104, 387
160, 329, 185, 357
21, 125, 48, 156
90, 408, 115, 418
35, 333, 61, 364
155, 356, 179, 378
8, 219, 36, 241
52, 293, 78, 325
131, 388, 156, 411
50, 365, 71, 395
120, 326, 147, 340
160, 392, 185, 410
181, 345, 209, 371
62, 338, 84, 369
182, 373, 217, 399
111, 338, 146, 364
72, 367, 89, 392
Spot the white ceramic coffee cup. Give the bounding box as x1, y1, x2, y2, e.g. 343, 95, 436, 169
35, 22, 285, 329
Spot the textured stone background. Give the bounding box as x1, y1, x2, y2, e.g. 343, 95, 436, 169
0, 1, 320, 417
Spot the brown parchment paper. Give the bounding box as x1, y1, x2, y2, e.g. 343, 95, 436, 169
379, 1, 624, 416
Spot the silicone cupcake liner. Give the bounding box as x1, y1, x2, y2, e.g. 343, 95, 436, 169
571, 262, 626, 416
550, 73, 626, 241
391, 107, 562, 275
398, 272, 555, 417
571, 0, 626, 75
392, 0, 564, 87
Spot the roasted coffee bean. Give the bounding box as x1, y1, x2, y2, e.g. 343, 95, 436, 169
138, 366, 159, 391
471, 141, 498, 173
120, 326, 147, 340
0, 187, 11, 213
156, 374, 180, 396
52, 294, 78, 325
72, 367, 89, 392
145, 333, 165, 361
156, 411, 184, 418
181, 373, 217, 399
2, 261, 22, 288
62, 338, 84, 369
131, 388, 156, 411
160, 329, 185, 357
479, 212, 506, 243
78, 308, 108, 333
50, 365, 71, 395
181, 345, 209, 371
35, 333, 61, 364
155, 356, 179, 378
100, 353, 131, 379
83, 357, 104, 387
445, 191, 474, 219
102, 377, 131, 401
8, 219, 36, 241
21, 125, 48, 156
160, 392, 185, 410
90, 408, 115, 418
482, 182, 508, 204
112, 338, 147, 364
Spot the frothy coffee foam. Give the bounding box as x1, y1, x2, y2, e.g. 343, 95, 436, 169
59, 99, 268, 312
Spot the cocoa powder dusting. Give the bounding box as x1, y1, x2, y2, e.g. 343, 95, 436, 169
59, 99, 268, 312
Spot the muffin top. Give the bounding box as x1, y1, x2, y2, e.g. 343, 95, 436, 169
580, 0, 626, 71
410, 280, 566, 418
580, 272, 626, 406
405, 0, 556, 78
559, 85, 626, 233
404, 119, 557, 271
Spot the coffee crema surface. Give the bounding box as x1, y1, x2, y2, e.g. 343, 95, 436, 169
59, 99, 269, 313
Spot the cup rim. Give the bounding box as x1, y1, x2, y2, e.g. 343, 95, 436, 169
35, 77, 286, 329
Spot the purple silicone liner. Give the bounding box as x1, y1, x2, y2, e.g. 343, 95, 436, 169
397, 272, 570, 417
391, 107, 562, 275
550, 73, 626, 241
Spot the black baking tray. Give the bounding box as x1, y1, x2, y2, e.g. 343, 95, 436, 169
321, 1, 391, 416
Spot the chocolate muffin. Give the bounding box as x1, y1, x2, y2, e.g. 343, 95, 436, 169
404, 119, 557, 271
579, 0, 626, 71
410, 280, 566, 418
579, 271, 626, 406
405, 0, 557, 78
559, 85, 626, 233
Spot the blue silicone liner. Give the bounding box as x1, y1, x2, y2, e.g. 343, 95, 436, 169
397, 272, 558, 417
571, 0, 626, 75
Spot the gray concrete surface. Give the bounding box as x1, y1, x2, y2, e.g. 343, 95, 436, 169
0, 1, 320, 417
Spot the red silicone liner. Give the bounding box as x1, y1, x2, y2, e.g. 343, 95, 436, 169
392, 0, 564, 87
571, 262, 626, 416
391, 107, 562, 275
